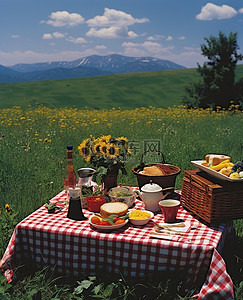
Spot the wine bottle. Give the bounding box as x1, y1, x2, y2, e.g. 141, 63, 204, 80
64, 145, 77, 191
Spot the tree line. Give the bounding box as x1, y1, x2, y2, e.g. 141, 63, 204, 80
182, 31, 243, 109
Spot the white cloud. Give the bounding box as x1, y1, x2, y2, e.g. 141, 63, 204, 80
53, 32, 65, 39
42, 32, 66, 39
239, 8, 243, 13
122, 41, 174, 54
86, 8, 149, 27
41, 11, 84, 27
42, 33, 53, 40
11, 35, 20, 39
122, 47, 147, 57
166, 36, 173, 41
196, 3, 237, 21
178, 36, 186, 40
66, 36, 87, 44
147, 34, 164, 41
86, 26, 137, 38
86, 8, 147, 39
0, 49, 99, 66
95, 45, 107, 50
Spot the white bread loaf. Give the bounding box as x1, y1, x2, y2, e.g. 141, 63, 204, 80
205, 154, 230, 166
100, 202, 128, 218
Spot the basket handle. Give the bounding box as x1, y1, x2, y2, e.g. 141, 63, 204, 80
140, 150, 166, 164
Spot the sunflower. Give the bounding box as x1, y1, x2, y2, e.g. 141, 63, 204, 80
116, 136, 130, 153
78, 139, 91, 161
92, 140, 103, 156
116, 136, 128, 144
99, 135, 111, 143
106, 143, 119, 159
99, 141, 109, 156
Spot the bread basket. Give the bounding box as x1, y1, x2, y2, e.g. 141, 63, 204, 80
132, 150, 181, 190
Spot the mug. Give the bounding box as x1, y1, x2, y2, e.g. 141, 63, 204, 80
159, 199, 180, 223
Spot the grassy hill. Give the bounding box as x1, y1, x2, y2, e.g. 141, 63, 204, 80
0, 65, 243, 109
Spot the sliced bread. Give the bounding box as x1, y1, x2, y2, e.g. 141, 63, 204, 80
205, 154, 230, 166
100, 202, 128, 218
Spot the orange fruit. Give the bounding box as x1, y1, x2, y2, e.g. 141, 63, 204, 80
114, 219, 125, 225
91, 216, 101, 225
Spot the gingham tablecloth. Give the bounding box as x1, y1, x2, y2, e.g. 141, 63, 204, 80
0, 189, 234, 299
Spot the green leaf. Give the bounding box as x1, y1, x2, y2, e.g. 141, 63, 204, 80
122, 213, 129, 220
73, 280, 93, 295
98, 166, 107, 176
105, 214, 118, 225
103, 283, 116, 297
92, 283, 103, 295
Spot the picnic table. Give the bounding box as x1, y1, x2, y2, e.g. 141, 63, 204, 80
0, 188, 234, 299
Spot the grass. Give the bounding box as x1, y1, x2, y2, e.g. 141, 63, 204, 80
0, 104, 242, 299
1, 65, 243, 110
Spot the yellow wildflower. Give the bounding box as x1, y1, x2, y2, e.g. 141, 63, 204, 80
5, 204, 11, 212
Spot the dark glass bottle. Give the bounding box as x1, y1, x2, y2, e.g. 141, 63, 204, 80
67, 187, 87, 221
64, 145, 77, 191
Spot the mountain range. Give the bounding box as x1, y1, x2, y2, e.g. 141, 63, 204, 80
0, 54, 185, 83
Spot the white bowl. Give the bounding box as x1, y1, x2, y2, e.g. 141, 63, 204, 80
129, 210, 154, 226
108, 187, 136, 208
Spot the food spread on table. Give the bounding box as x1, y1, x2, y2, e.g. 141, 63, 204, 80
200, 154, 243, 179
47, 143, 243, 233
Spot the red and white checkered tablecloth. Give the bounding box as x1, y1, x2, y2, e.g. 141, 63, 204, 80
0, 189, 234, 299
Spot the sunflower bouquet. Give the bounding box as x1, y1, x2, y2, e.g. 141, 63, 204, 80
78, 135, 131, 176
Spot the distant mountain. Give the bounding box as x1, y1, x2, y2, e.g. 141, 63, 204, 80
21, 66, 111, 82
0, 65, 23, 83
1, 54, 185, 83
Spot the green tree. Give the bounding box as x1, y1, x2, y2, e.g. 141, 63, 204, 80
183, 31, 243, 109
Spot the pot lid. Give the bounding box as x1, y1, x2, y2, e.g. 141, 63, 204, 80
141, 181, 162, 193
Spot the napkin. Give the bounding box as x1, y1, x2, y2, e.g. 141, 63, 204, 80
149, 221, 191, 240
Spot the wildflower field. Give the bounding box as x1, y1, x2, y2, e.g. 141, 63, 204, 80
0, 104, 243, 299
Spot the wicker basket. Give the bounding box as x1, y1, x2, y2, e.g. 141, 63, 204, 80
180, 169, 243, 223
132, 150, 181, 190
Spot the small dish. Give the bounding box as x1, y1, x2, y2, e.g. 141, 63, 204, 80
129, 209, 154, 225
108, 186, 136, 208
89, 215, 128, 231
86, 196, 106, 212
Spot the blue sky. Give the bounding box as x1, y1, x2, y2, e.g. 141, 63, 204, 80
1, 0, 243, 68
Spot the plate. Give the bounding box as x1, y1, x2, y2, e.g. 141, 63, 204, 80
191, 160, 243, 182
89, 215, 129, 231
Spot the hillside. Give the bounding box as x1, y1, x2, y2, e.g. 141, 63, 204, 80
0, 65, 243, 109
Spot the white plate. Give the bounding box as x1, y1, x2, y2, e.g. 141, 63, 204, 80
191, 160, 243, 182
89, 215, 129, 231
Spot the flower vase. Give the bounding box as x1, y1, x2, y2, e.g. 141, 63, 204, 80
102, 172, 118, 194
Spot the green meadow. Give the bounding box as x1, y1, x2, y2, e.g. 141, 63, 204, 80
1, 65, 243, 110
0, 68, 243, 299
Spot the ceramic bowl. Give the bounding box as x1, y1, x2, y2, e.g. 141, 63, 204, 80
128, 210, 154, 226
108, 187, 136, 208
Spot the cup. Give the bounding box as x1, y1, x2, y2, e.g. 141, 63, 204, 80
159, 199, 180, 223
